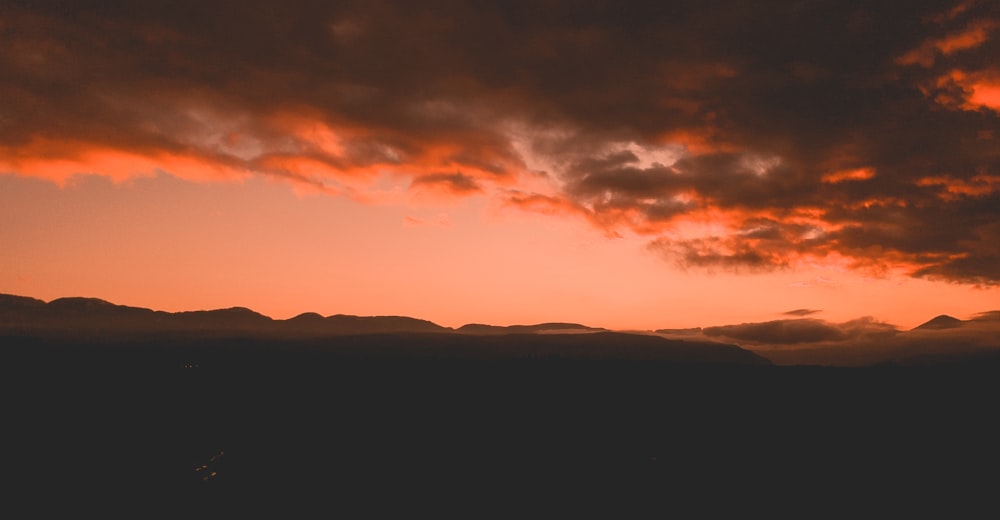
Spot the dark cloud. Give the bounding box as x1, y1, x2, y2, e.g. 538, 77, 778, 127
3, 0, 1000, 282
691, 314, 1000, 366
410, 173, 482, 194
648, 236, 790, 273
971, 310, 1000, 321
760, 316, 1000, 366
703, 318, 897, 345
783, 309, 822, 316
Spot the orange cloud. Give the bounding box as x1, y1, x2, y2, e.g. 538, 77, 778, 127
897, 19, 997, 67
918, 68, 1000, 113
917, 174, 1000, 200
0, 139, 252, 186
968, 80, 1000, 110
3, 0, 1000, 289
499, 190, 588, 218
936, 20, 996, 53
821, 167, 876, 184
925, 0, 980, 24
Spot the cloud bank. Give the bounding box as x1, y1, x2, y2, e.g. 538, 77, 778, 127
683, 313, 1000, 366
2, 0, 999, 283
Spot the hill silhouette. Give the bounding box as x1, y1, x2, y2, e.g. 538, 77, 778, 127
0, 293, 453, 338
456, 322, 606, 334
0, 293, 765, 364
913, 314, 964, 330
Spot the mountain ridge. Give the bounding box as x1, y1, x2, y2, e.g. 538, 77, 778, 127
7, 292, 998, 367
0, 292, 769, 365
0, 292, 621, 337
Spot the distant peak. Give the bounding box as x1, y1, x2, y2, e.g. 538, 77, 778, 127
457, 322, 603, 334
913, 315, 963, 330
221, 306, 263, 315
47, 297, 116, 308
288, 312, 325, 321
531, 322, 596, 330
181, 307, 270, 319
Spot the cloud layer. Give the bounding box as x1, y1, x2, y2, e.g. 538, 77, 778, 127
683, 312, 1000, 366
2, 0, 999, 282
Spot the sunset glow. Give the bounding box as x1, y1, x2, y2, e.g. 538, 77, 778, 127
3, 0, 999, 333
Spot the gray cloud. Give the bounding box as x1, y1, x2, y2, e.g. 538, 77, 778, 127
783, 309, 822, 316
703, 317, 897, 345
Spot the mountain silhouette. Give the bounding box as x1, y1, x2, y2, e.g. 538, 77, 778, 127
0, 294, 48, 309
655, 327, 704, 335
0, 292, 766, 364
913, 314, 964, 330
457, 322, 606, 334
0, 293, 451, 338
321, 314, 450, 334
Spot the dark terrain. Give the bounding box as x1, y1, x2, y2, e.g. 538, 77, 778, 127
4, 294, 1000, 515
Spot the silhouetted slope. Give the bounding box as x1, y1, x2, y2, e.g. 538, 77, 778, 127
173, 307, 274, 332
913, 314, 963, 330
0, 293, 452, 338
272, 311, 451, 335
287, 311, 325, 322
457, 322, 606, 334
321, 314, 450, 334
655, 327, 703, 335
48, 296, 121, 310
0, 294, 168, 337
281, 312, 327, 334
0, 294, 46, 309
0, 293, 763, 364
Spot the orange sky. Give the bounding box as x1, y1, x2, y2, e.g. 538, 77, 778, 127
2, 0, 999, 331
2, 172, 997, 331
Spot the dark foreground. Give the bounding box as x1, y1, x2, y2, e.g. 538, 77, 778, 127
6, 336, 1000, 516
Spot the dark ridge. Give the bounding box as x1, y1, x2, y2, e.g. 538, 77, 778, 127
47, 296, 117, 310
913, 314, 964, 330
0, 293, 459, 337
286, 312, 325, 322
457, 322, 605, 334
0, 292, 767, 365
655, 327, 703, 335
172, 308, 274, 331
45, 297, 159, 319
282, 312, 450, 336
323, 314, 451, 334
0, 293, 46, 309
175, 307, 272, 321
457, 323, 503, 334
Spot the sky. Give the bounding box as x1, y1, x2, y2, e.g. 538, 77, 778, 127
2, 0, 999, 333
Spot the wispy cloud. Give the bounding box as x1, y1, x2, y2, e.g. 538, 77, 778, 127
783, 309, 822, 317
